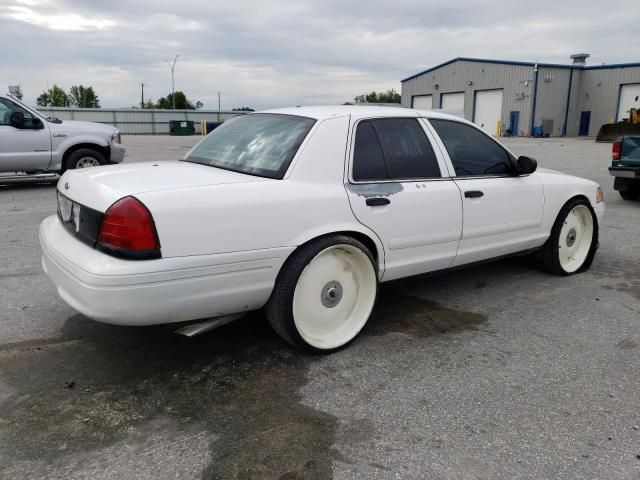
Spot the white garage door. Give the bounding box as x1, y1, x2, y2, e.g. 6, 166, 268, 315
474, 89, 503, 136
441, 92, 465, 113
618, 84, 640, 121
412, 95, 433, 109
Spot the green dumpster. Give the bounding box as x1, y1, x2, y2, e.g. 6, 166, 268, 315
169, 120, 195, 136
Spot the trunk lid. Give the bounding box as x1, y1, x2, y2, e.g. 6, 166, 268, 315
58, 160, 267, 212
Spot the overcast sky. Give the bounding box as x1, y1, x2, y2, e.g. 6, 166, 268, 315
2, 0, 639, 109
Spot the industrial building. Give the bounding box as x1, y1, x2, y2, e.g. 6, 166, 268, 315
400, 54, 640, 137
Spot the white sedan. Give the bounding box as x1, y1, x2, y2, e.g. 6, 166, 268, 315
40, 106, 604, 352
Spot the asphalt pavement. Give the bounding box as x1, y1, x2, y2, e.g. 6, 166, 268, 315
0, 135, 639, 479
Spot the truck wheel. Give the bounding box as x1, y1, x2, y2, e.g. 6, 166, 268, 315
266, 235, 378, 353
63, 149, 106, 172
539, 198, 598, 275
619, 190, 639, 200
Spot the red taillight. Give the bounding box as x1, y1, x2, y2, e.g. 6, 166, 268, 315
97, 196, 160, 257
612, 141, 621, 160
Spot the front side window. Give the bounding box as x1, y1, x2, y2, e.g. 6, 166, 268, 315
352, 118, 441, 181
429, 119, 513, 176
185, 114, 315, 179
0, 98, 38, 128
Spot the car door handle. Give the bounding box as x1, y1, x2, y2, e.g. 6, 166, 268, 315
366, 197, 391, 207
464, 190, 484, 198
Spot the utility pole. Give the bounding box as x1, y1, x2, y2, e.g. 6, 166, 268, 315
217, 91, 221, 122
141, 82, 144, 109
165, 54, 179, 109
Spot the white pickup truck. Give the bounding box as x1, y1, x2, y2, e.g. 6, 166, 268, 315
0, 93, 125, 175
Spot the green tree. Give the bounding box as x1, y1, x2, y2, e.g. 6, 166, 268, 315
36, 85, 69, 107
156, 91, 200, 110
68, 85, 100, 108
233, 107, 255, 111
353, 89, 401, 104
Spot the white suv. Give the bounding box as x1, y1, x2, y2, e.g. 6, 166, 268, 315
0, 93, 125, 174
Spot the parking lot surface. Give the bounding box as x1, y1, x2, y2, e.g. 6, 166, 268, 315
1, 136, 639, 479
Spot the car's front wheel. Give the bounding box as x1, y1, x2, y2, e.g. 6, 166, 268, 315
539, 198, 598, 275
266, 235, 377, 352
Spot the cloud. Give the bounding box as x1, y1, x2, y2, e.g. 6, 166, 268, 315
2, 0, 639, 109
5, 5, 114, 30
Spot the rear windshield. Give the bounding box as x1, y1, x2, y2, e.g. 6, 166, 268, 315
184, 113, 316, 179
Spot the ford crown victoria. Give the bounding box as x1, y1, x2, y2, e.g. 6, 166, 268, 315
40, 106, 604, 352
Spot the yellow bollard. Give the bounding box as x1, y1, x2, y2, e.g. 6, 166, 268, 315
496, 120, 501, 136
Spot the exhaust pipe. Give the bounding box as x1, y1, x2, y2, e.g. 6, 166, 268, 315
174, 314, 245, 337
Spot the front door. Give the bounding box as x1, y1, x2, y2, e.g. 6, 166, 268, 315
509, 111, 519, 136
579, 111, 591, 136
0, 98, 51, 171
345, 117, 462, 281
427, 118, 544, 266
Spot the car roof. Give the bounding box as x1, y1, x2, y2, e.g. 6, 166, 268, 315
259, 105, 465, 123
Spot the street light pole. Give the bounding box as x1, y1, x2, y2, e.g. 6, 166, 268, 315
165, 54, 179, 109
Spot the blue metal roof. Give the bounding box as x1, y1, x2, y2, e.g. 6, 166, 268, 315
401, 57, 640, 83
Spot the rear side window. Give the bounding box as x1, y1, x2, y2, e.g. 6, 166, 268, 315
352, 121, 388, 180
352, 118, 441, 181
429, 119, 512, 176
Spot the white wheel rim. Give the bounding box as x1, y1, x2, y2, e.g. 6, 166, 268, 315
76, 157, 100, 168
558, 205, 593, 273
292, 244, 376, 349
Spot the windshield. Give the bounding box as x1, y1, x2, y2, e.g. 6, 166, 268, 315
184, 113, 316, 179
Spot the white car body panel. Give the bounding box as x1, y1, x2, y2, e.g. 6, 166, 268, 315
451, 175, 546, 266
40, 106, 604, 326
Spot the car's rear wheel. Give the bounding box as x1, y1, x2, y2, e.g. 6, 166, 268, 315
266, 235, 377, 352
539, 198, 598, 275
63, 148, 106, 172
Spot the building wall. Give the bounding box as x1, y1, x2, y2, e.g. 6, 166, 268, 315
532, 67, 572, 137
573, 66, 640, 136
402, 60, 640, 137
401, 60, 537, 136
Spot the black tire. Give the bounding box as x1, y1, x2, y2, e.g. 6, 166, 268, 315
619, 190, 639, 201
62, 148, 106, 173
539, 197, 599, 276
265, 235, 377, 353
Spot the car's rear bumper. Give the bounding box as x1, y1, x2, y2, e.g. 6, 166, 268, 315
609, 166, 640, 179
109, 143, 126, 164
39, 215, 291, 326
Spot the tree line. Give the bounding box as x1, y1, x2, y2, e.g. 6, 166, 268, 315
353, 89, 401, 104
36, 85, 205, 110
37, 85, 100, 108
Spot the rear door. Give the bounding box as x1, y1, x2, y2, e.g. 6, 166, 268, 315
0, 97, 51, 171
345, 117, 462, 281
427, 118, 544, 266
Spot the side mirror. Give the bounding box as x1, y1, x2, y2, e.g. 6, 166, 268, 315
9, 111, 25, 129
517, 155, 537, 175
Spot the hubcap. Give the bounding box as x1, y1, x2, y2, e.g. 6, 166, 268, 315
558, 205, 594, 273
321, 281, 343, 308
76, 157, 100, 168
292, 244, 377, 350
